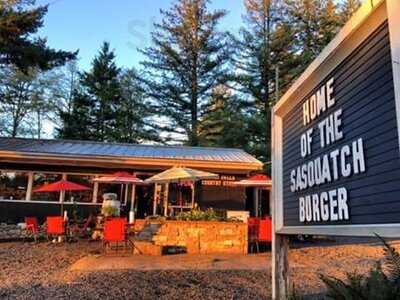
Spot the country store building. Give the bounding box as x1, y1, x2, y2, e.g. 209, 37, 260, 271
0, 137, 270, 223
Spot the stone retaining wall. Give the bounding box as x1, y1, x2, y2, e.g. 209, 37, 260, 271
150, 220, 247, 254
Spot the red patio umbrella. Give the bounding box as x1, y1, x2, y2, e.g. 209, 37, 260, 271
233, 174, 272, 188
33, 179, 91, 215
33, 179, 91, 193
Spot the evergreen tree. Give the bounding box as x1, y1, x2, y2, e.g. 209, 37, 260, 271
198, 85, 249, 148
0, 0, 76, 71
319, 0, 341, 50
283, 0, 353, 74
57, 44, 159, 144
234, 0, 297, 164
140, 0, 232, 146
57, 90, 93, 140
80, 42, 122, 142
0, 66, 37, 137
340, 0, 361, 23
117, 68, 160, 143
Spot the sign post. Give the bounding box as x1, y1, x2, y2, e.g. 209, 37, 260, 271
271, 233, 289, 300
271, 0, 400, 298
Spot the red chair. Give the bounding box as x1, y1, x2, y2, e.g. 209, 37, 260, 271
103, 218, 129, 253
46, 216, 65, 240
248, 217, 261, 253
259, 217, 272, 242
25, 217, 39, 242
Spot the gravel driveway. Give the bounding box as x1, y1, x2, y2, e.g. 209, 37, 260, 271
0, 241, 269, 299
0, 238, 397, 299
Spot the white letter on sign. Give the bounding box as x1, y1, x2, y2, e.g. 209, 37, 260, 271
326, 77, 335, 108
352, 138, 366, 174
299, 197, 305, 222
303, 101, 310, 126
300, 128, 313, 158
338, 187, 349, 220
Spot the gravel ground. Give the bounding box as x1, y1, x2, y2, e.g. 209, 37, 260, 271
0, 241, 269, 299
0, 238, 398, 299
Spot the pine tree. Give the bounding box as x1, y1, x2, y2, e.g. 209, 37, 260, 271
283, 0, 323, 69
57, 90, 93, 140
340, 0, 361, 23
80, 42, 122, 142
283, 0, 351, 74
234, 0, 297, 164
198, 85, 249, 148
0, 65, 41, 137
117, 68, 160, 143
140, 0, 232, 146
0, 0, 76, 71
319, 0, 341, 50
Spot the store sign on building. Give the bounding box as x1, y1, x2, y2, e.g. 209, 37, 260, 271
202, 175, 236, 187
272, 0, 400, 237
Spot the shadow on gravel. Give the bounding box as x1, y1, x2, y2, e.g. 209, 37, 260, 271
0, 270, 270, 300
291, 237, 400, 250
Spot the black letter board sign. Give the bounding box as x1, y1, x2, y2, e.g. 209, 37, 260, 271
272, 0, 400, 237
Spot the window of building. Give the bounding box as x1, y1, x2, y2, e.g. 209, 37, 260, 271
0, 171, 29, 200
97, 183, 124, 203
31, 173, 62, 202
66, 174, 93, 203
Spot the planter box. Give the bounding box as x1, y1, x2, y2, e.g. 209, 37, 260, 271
147, 220, 248, 255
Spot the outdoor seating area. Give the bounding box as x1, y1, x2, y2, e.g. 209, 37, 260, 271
1, 170, 273, 256
0, 151, 273, 255
13, 212, 271, 256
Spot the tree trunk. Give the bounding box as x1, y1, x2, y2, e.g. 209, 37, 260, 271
37, 109, 41, 139
263, 2, 272, 160
190, 52, 199, 146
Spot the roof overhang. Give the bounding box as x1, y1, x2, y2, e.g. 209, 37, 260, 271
0, 150, 263, 174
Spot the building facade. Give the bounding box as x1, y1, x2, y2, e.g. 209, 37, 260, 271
0, 137, 263, 222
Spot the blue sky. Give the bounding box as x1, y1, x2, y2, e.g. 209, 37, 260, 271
36, 0, 245, 71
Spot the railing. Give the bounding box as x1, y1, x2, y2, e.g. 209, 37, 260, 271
0, 199, 102, 205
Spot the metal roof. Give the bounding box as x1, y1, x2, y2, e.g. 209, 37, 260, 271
0, 137, 263, 166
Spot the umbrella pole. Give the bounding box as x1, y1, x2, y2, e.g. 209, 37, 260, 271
129, 184, 136, 223
60, 190, 64, 217
124, 184, 128, 205
153, 183, 158, 215
163, 183, 169, 217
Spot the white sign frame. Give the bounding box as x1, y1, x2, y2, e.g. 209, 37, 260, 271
272, 0, 400, 238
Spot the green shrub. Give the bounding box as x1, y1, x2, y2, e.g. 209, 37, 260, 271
320, 235, 400, 300
175, 208, 223, 221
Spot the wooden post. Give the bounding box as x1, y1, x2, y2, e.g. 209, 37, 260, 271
25, 172, 33, 201
59, 173, 67, 203
124, 184, 128, 205
163, 183, 169, 216
92, 181, 99, 203
129, 184, 136, 223
130, 184, 136, 212
272, 233, 290, 300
